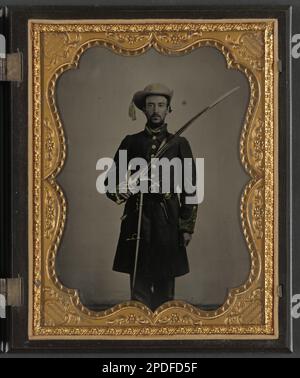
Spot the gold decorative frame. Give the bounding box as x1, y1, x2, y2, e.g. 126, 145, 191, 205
28, 19, 279, 339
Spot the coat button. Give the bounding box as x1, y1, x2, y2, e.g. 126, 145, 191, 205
152, 145, 157, 149
152, 136, 157, 140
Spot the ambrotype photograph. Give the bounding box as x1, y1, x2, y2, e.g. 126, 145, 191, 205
28, 19, 278, 339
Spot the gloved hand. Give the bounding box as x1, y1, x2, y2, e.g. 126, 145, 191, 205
183, 232, 192, 247
116, 183, 133, 202
118, 191, 132, 201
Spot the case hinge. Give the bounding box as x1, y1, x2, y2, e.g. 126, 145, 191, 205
0, 53, 22, 82
0, 278, 22, 318
0, 34, 22, 82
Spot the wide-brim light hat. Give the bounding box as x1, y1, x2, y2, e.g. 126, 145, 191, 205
129, 83, 174, 121
133, 83, 174, 110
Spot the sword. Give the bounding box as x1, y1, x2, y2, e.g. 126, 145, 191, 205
131, 87, 240, 298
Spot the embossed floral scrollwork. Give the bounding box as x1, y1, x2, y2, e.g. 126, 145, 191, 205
44, 287, 81, 326
44, 119, 57, 174
249, 118, 264, 173
156, 313, 203, 326
226, 32, 265, 71
29, 20, 277, 339
44, 32, 82, 69
155, 31, 203, 46
106, 313, 151, 326
225, 288, 263, 325
252, 187, 265, 240
44, 186, 57, 240
105, 31, 151, 46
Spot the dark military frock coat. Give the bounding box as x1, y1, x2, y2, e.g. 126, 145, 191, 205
106, 124, 198, 279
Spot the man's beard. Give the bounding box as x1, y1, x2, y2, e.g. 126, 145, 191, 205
148, 115, 164, 128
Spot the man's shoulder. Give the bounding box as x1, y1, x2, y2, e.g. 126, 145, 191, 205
123, 131, 145, 142
174, 135, 190, 146
165, 132, 188, 142
175, 136, 193, 155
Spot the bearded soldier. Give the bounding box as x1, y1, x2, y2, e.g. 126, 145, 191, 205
106, 83, 198, 311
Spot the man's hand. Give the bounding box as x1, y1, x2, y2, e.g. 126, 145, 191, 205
116, 184, 133, 202
183, 232, 192, 247
118, 192, 132, 201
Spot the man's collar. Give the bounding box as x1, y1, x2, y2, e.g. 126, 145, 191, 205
144, 123, 168, 137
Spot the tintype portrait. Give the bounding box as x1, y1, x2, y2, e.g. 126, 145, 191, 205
55, 47, 249, 312
28, 19, 279, 339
